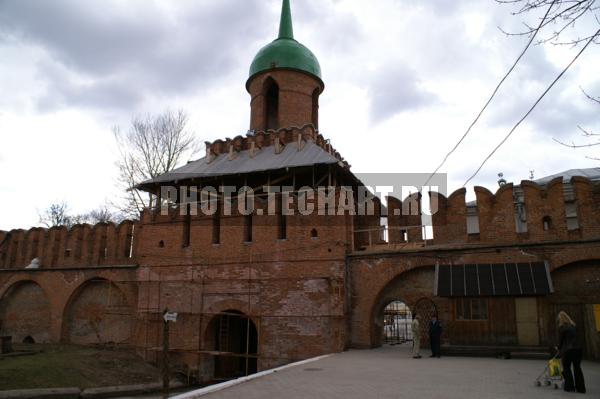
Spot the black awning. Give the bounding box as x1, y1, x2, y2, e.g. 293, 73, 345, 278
435, 262, 553, 297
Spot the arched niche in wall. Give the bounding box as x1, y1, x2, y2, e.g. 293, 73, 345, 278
0, 280, 51, 343
61, 278, 133, 345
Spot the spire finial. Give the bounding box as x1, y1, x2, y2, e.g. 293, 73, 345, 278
278, 0, 294, 39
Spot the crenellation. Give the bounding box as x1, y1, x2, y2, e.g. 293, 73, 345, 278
571, 177, 599, 237
430, 188, 468, 244
15, 229, 28, 267
520, 178, 566, 242
46, 226, 67, 268
90, 223, 107, 266
476, 184, 518, 243
41, 228, 53, 268
105, 223, 118, 264
202, 124, 345, 165
121, 178, 600, 263
70, 224, 86, 264
386, 195, 420, 244
117, 220, 135, 260
20, 228, 42, 267
423, 179, 600, 246
19, 230, 31, 265
80, 224, 94, 266
0, 231, 7, 268
7, 230, 24, 268
0, 221, 139, 270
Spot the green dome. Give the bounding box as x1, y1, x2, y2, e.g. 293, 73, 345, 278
249, 38, 322, 80
248, 0, 321, 83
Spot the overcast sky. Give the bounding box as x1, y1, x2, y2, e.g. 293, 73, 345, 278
1, 0, 599, 230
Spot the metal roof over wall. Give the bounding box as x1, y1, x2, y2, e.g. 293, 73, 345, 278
534, 167, 600, 185
138, 140, 340, 189
435, 262, 553, 297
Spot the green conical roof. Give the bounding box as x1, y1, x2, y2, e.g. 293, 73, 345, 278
278, 0, 294, 39
248, 0, 322, 85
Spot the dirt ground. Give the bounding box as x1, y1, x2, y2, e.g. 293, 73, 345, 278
0, 343, 160, 390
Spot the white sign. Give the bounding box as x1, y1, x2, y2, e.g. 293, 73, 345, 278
163, 311, 178, 323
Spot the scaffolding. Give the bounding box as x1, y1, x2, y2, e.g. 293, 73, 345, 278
121, 236, 346, 383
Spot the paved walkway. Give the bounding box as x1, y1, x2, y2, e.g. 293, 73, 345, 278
174, 345, 599, 399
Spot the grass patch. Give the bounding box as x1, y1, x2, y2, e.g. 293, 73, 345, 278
0, 344, 160, 390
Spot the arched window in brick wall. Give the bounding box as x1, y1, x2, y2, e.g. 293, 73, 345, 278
312, 88, 319, 128
264, 78, 279, 130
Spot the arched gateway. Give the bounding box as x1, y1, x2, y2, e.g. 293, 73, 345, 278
370, 267, 439, 348
204, 310, 258, 380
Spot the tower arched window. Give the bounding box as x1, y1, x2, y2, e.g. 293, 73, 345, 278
312, 88, 319, 128
264, 78, 279, 130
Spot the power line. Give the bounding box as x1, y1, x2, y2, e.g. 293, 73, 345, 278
463, 27, 600, 187
423, 0, 558, 187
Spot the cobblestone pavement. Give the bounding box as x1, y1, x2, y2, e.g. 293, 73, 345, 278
175, 345, 599, 399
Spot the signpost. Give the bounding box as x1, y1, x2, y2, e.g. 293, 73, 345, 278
162, 309, 178, 392
164, 311, 178, 323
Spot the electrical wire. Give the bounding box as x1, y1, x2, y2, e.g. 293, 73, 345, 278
463, 27, 600, 187
423, 0, 558, 187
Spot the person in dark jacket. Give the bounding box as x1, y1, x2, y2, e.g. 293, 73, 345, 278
557, 311, 586, 393
428, 314, 442, 358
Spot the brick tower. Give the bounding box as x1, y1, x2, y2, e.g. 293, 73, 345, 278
247, 0, 323, 131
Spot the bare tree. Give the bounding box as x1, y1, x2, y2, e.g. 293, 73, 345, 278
73, 202, 122, 225
69, 213, 89, 226
86, 202, 125, 224
38, 201, 122, 228
489, 1, 600, 167
113, 109, 200, 219
496, 0, 600, 46
553, 88, 600, 158
38, 201, 72, 228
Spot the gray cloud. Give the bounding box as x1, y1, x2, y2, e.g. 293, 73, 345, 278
368, 64, 437, 123
34, 59, 144, 111
297, 0, 365, 54
487, 73, 600, 141
482, 40, 600, 141
531, 92, 600, 140
517, 45, 561, 82
0, 0, 272, 112
0, 0, 596, 137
